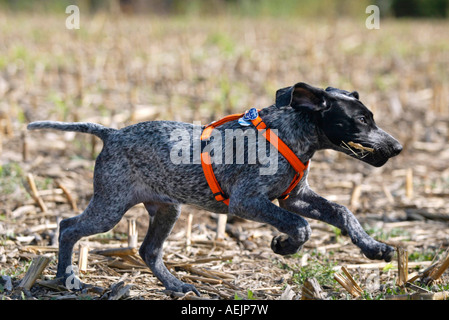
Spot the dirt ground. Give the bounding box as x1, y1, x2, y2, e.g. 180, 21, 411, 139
1, 14, 449, 300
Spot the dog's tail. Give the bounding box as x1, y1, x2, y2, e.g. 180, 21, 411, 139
27, 121, 115, 140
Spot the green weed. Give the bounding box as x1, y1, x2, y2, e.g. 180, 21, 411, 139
1, 259, 33, 278
0, 162, 25, 196
408, 249, 440, 262
279, 253, 337, 288
234, 289, 257, 300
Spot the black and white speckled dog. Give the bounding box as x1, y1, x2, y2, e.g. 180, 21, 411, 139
28, 82, 402, 296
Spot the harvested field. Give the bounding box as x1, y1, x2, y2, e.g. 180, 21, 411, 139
1, 13, 449, 301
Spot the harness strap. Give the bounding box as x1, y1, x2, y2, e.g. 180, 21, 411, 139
200, 113, 243, 141
250, 116, 309, 200
200, 111, 309, 205
200, 113, 244, 206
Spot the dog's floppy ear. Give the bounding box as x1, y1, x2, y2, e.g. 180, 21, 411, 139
274, 87, 291, 109
276, 82, 328, 112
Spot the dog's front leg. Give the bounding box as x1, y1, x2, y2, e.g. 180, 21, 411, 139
228, 194, 311, 255
279, 187, 394, 262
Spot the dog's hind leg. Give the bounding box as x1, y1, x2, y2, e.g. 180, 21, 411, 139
139, 203, 200, 296
228, 195, 312, 256
56, 194, 131, 288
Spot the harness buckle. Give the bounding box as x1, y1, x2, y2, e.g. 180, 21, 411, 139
213, 191, 228, 202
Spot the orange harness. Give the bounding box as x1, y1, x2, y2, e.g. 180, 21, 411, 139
200, 110, 309, 205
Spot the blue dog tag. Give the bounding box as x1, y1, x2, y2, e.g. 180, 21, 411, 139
238, 108, 258, 126
238, 117, 251, 126
244, 108, 258, 120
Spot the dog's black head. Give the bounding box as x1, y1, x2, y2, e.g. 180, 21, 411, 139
275, 82, 402, 167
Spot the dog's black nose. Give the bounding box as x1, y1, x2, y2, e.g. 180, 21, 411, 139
392, 141, 403, 156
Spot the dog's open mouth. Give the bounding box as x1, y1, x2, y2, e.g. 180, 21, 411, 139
340, 141, 375, 159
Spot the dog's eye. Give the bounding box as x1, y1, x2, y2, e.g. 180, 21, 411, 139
358, 116, 367, 124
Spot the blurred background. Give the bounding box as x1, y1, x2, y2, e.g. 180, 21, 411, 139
1, 0, 449, 17
0, 0, 448, 300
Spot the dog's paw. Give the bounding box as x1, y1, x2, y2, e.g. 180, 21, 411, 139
382, 245, 395, 262
166, 281, 200, 296
363, 242, 395, 262
61, 273, 87, 291
271, 235, 302, 256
